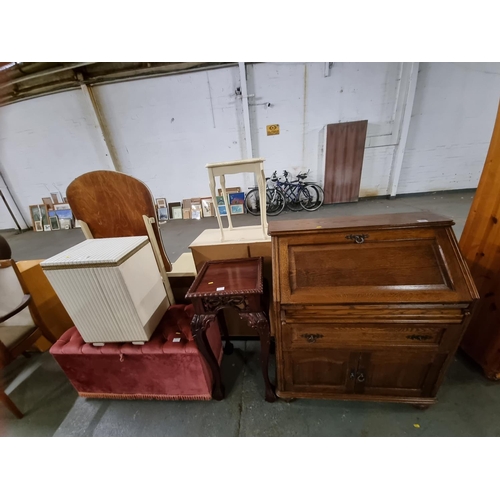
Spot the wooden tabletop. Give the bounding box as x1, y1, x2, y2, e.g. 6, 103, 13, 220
186, 258, 263, 297
268, 211, 454, 235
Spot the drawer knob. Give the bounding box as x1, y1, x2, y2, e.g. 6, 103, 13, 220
406, 334, 433, 341
301, 334, 324, 343
357, 373, 365, 382
346, 234, 369, 244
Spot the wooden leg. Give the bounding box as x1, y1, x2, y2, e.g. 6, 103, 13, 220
220, 174, 233, 230
412, 404, 430, 410
191, 314, 225, 401
217, 310, 234, 355
0, 391, 23, 419
240, 311, 276, 402
483, 369, 500, 381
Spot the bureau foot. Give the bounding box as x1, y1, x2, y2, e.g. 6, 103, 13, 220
483, 369, 500, 381
212, 384, 225, 401
412, 404, 430, 410
281, 398, 296, 403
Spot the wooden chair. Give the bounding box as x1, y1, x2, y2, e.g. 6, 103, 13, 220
66, 170, 176, 304
0, 259, 57, 418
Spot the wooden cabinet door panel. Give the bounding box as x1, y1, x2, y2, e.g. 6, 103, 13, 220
283, 350, 357, 394
356, 350, 446, 397
278, 227, 471, 304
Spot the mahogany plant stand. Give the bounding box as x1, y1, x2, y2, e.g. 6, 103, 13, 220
185, 257, 276, 402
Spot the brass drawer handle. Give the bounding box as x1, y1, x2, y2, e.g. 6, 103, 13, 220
346, 234, 369, 244
301, 334, 324, 343
406, 334, 433, 341
357, 372, 365, 383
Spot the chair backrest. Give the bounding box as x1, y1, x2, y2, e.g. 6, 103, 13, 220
66, 170, 172, 271
0, 260, 34, 328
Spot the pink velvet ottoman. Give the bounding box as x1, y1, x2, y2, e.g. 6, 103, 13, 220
50, 304, 222, 401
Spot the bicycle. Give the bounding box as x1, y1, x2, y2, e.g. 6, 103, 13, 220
278, 170, 324, 212
245, 172, 285, 216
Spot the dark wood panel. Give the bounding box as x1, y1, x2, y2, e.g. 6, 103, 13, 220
284, 349, 357, 393
67, 170, 172, 271
357, 349, 443, 397
323, 120, 368, 204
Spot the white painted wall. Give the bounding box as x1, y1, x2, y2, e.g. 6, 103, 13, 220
398, 63, 500, 194
0, 62, 499, 230
94, 66, 248, 202
0, 90, 110, 228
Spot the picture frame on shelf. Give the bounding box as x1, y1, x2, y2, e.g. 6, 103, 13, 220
168, 202, 181, 219
201, 198, 214, 217
217, 187, 240, 196
172, 206, 182, 219
158, 207, 168, 223
229, 192, 245, 215
216, 196, 227, 216
42, 197, 54, 210
156, 198, 167, 209
54, 203, 71, 211
59, 218, 72, 230
50, 216, 60, 230
191, 203, 202, 220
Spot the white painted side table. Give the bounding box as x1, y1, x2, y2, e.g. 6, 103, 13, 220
206, 158, 269, 241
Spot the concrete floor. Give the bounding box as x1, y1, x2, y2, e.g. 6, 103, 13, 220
3, 190, 499, 437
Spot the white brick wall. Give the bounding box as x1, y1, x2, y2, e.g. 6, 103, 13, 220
0, 62, 499, 229
398, 63, 500, 194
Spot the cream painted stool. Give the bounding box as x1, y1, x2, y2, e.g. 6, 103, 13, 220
206, 158, 269, 242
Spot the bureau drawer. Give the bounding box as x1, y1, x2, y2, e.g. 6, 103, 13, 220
280, 304, 467, 324
282, 323, 446, 348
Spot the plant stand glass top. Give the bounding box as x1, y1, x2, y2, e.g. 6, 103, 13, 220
206, 158, 269, 242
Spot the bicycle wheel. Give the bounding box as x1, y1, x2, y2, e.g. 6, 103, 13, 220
267, 188, 285, 216
300, 184, 323, 211
245, 188, 261, 216
285, 185, 303, 211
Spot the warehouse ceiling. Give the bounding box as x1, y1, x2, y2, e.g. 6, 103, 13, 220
0, 62, 236, 107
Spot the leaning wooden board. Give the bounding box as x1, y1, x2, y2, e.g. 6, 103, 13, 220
323, 120, 368, 204
270, 212, 478, 406
459, 103, 500, 379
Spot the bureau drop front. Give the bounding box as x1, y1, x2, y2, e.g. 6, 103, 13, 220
269, 212, 478, 406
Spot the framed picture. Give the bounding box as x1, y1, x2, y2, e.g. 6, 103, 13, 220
216, 196, 227, 216
50, 216, 60, 230
43, 224, 52, 231
30, 205, 45, 231
42, 197, 54, 210
217, 187, 240, 196
156, 198, 167, 208
158, 207, 168, 223
59, 218, 72, 230
55, 209, 73, 220
229, 192, 245, 215
172, 206, 182, 219
168, 202, 181, 219
50, 193, 60, 204
191, 203, 202, 220
201, 198, 214, 217
54, 203, 70, 211
34, 221, 43, 232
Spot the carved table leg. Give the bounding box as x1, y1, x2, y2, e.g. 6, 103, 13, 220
240, 312, 277, 402
191, 314, 225, 401
216, 309, 234, 355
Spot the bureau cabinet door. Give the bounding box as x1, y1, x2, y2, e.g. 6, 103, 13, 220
277, 228, 473, 304
355, 350, 446, 398
283, 350, 358, 394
